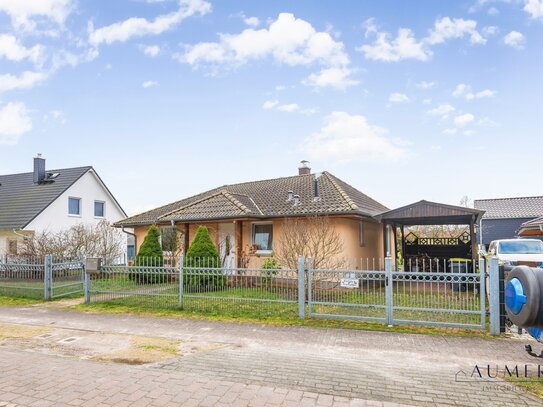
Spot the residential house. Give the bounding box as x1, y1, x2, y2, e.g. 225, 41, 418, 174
115, 162, 392, 266
474, 196, 543, 247
0, 155, 128, 255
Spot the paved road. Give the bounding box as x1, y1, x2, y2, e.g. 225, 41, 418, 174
0, 306, 541, 407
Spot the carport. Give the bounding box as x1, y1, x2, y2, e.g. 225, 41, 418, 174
378, 200, 485, 270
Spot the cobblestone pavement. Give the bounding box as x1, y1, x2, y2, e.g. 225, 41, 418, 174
0, 306, 542, 407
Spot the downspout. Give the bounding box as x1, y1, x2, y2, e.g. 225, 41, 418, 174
121, 226, 137, 259
12, 228, 27, 239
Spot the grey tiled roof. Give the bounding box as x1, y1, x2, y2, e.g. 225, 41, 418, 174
0, 167, 92, 230
520, 216, 543, 228
474, 196, 543, 219
116, 172, 389, 226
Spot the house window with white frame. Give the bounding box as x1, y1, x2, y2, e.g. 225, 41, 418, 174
94, 201, 105, 217
252, 223, 273, 253
68, 197, 81, 216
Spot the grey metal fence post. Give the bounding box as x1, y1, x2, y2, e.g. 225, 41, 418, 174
307, 256, 312, 317
489, 257, 500, 336
84, 270, 91, 304
44, 255, 52, 300
179, 256, 184, 309
298, 256, 305, 320
479, 257, 486, 329
385, 257, 393, 326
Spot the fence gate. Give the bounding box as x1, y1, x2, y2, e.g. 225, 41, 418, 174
307, 258, 486, 329
49, 258, 85, 299
307, 259, 388, 323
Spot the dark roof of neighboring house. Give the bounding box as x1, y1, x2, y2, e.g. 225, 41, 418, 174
474, 196, 543, 219
0, 166, 92, 230
115, 171, 389, 227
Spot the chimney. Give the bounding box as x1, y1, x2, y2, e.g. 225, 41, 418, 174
33, 154, 46, 184
293, 194, 300, 206
298, 160, 310, 176
287, 190, 294, 201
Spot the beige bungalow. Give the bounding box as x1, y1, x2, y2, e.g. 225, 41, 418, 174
115, 162, 393, 267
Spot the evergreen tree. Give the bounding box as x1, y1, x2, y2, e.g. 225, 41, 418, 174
184, 225, 224, 289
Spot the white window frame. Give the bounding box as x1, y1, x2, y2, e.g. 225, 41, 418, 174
94, 200, 105, 218
68, 197, 82, 217
251, 222, 273, 255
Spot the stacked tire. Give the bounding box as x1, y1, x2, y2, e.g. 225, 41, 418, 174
505, 266, 543, 328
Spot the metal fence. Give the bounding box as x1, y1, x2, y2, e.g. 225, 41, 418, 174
86, 256, 301, 318
308, 257, 487, 329
0, 254, 84, 300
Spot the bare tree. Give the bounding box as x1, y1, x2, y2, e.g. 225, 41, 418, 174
20, 220, 125, 263
275, 216, 344, 269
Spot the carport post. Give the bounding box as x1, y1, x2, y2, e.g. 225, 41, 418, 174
179, 256, 184, 309
489, 257, 500, 336
385, 257, 393, 326
298, 256, 305, 320
478, 257, 486, 329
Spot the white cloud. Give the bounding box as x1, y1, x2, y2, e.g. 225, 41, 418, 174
524, 0, 543, 19
0, 102, 32, 145
243, 16, 260, 27
276, 103, 299, 112
89, 0, 211, 46
183, 13, 350, 67
262, 99, 315, 114
0, 0, 72, 30
443, 128, 457, 135
482, 26, 499, 36
464, 129, 476, 136
358, 28, 430, 62
487, 7, 500, 15
454, 113, 475, 127
302, 111, 406, 162
44, 109, 66, 125
452, 83, 495, 99
182, 12, 355, 89
0, 34, 44, 65
426, 17, 486, 45
142, 80, 158, 88
0, 71, 47, 93
422, 98, 432, 105
427, 104, 455, 117
388, 92, 410, 103
358, 16, 486, 62
303, 67, 358, 90
503, 31, 525, 49
262, 100, 279, 109
142, 44, 161, 57
416, 81, 435, 89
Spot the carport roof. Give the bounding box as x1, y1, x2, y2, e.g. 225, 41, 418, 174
377, 200, 484, 225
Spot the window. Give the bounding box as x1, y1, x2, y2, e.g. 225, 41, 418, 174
160, 226, 178, 253
94, 201, 105, 217
359, 222, 365, 247
68, 197, 81, 215
252, 223, 273, 252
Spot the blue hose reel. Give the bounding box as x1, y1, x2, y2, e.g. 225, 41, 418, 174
504, 266, 543, 355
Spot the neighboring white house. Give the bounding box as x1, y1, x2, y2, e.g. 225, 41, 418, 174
0, 155, 129, 256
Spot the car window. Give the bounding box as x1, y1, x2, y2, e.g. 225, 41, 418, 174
498, 241, 543, 254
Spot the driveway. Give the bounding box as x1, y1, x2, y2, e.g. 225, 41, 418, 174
0, 306, 540, 407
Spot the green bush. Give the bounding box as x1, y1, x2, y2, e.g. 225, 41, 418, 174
184, 225, 226, 290
130, 225, 166, 284
261, 256, 280, 283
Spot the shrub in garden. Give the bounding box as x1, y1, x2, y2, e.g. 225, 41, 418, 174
184, 226, 225, 290
261, 256, 280, 284
130, 225, 165, 284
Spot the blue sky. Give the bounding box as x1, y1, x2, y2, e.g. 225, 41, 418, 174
0, 0, 542, 215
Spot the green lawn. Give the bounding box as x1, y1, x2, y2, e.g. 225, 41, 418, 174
0, 279, 83, 300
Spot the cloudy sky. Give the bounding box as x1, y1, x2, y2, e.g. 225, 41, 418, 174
0, 0, 542, 215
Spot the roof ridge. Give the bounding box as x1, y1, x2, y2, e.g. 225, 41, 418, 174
0, 166, 93, 178
158, 191, 226, 219
222, 172, 313, 189
474, 196, 543, 202
323, 172, 358, 210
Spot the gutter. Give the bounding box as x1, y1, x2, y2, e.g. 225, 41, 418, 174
121, 227, 137, 257
12, 228, 28, 239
